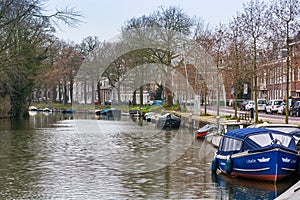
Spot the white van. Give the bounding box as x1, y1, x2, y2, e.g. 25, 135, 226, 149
257, 99, 267, 112
266, 99, 283, 114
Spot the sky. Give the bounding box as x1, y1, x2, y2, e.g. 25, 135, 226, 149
46, 0, 251, 43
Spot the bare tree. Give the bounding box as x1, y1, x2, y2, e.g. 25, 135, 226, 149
79, 36, 101, 104
0, 0, 81, 118
121, 6, 194, 106
193, 19, 213, 115
225, 14, 253, 119
271, 0, 300, 123
239, 0, 269, 123
211, 24, 227, 121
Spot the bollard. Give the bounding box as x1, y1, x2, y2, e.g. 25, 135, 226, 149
189, 113, 192, 123
216, 116, 220, 130
250, 108, 254, 122
188, 113, 192, 129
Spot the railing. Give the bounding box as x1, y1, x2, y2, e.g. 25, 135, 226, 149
238, 112, 250, 120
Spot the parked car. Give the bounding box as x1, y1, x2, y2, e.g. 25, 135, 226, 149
257, 99, 267, 112
245, 100, 254, 111
290, 101, 300, 117
290, 97, 300, 107
265, 99, 283, 114
277, 102, 286, 115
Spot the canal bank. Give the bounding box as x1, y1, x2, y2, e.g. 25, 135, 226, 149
275, 180, 300, 200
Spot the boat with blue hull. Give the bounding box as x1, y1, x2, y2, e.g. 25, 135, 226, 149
212, 128, 300, 182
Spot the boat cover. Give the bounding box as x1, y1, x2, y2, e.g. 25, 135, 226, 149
218, 128, 297, 155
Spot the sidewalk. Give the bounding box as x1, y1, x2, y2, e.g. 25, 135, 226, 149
275, 180, 300, 200
178, 106, 300, 125
178, 111, 217, 124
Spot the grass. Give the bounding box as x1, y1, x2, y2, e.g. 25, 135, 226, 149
31, 102, 167, 113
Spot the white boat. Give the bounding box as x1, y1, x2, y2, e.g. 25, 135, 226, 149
206, 120, 250, 147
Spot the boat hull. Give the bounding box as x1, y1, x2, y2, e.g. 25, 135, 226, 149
196, 131, 208, 139
156, 118, 181, 128
215, 148, 299, 182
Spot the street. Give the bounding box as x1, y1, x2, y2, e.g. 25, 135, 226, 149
201, 106, 300, 125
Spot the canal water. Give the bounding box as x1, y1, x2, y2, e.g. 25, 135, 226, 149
0, 112, 297, 199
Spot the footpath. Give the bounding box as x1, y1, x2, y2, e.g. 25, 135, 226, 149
177, 106, 300, 126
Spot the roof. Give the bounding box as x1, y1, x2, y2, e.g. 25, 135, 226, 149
225, 128, 284, 140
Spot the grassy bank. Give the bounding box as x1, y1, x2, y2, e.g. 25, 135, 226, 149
31, 103, 181, 114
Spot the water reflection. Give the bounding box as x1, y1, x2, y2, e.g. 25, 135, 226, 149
212, 171, 297, 200
0, 113, 297, 199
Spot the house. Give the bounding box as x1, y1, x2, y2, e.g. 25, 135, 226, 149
257, 32, 300, 101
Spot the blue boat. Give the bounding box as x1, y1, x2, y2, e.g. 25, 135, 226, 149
212, 128, 300, 182
95, 109, 109, 116
95, 108, 121, 120
61, 109, 75, 114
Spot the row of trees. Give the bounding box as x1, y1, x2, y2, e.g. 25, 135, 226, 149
0, 0, 81, 118
94, 0, 299, 123
0, 0, 299, 124
226, 0, 299, 123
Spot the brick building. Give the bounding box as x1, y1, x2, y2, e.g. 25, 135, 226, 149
256, 32, 300, 101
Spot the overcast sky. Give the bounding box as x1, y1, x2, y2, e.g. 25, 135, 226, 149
46, 0, 253, 43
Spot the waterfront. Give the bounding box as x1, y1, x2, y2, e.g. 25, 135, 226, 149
0, 113, 297, 199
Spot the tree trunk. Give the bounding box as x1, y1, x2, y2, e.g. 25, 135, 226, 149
70, 79, 74, 104
63, 80, 68, 104
139, 85, 143, 105
84, 79, 87, 104
285, 21, 290, 124
204, 88, 207, 115
165, 87, 173, 106
253, 37, 258, 123
97, 81, 101, 105
133, 90, 136, 106
59, 83, 62, 103
52, 85, 57, 103
45, 89, 48, 104
91, 80, 94, 104
117, 82, 121, 103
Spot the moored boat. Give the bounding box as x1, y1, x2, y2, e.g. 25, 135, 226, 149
95, 109, 108, 115
107, 108, 121, 120
156, 113, 181, 128
195, 124, 217, 139
129, 110, 141, 117
143, 112, 157, 122
247, 123, 300, 150
61, 109, 75, 114
212, 128, 300, 182
205, 120, 249, 147
95, 108, 121, 120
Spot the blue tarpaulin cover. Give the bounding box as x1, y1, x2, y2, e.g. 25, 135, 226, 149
217, 128, 297, 155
